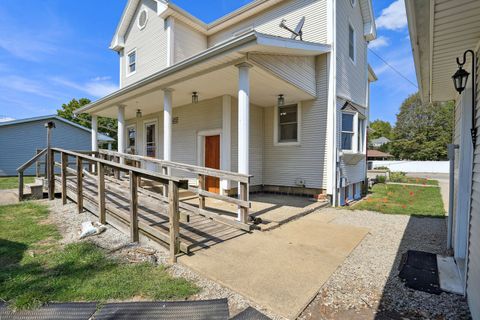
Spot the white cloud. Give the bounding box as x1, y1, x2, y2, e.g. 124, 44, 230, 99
0, 75, 60, 99
376, 0, 407, 31
369, 36, 389, 49
52, 77, 118, 98
0, 116, 15, 122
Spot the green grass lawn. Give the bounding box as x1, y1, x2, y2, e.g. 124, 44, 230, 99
350, 183, 445, 217
0, 176, 35, 190
0, 202, 198, 310
403, 177, 438, 186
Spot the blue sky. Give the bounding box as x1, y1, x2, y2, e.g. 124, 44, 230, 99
0, 0, 417, 124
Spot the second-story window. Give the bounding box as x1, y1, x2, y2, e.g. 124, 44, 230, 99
348, 24, 355, 62
127, 49, 137, 76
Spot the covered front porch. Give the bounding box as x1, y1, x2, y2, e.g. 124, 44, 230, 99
79, 31, 331, 217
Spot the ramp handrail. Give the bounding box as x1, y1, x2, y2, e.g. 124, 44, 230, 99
98, 149, 252, 225
17, 148, 48, 201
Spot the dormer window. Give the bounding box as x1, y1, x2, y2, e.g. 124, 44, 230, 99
127, 49, 137, 76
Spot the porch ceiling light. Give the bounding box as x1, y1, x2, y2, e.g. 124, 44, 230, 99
136, 109, 142, 118
278, 94, 285, 106
192, 92, 199, 104
452, 49, 477, 146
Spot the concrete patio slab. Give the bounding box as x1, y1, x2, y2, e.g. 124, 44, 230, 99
183, 193, 330, 230
179, 212, 369, 319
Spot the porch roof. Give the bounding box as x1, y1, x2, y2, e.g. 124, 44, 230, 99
75, 31, 330, 120
406, 0, 480, 103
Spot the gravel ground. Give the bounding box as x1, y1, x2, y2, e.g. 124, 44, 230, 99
44, 199, 471, 319
299, 208, 471, 320
45, 199, 280, 319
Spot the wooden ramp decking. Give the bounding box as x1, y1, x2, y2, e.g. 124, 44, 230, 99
55, 174, 246, 254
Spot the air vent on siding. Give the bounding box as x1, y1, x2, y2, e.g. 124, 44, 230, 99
138, 9, 148, 30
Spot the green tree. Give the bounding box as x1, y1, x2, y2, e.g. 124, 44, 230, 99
369, 119, 393, 140
57, 98, 117, 139
390, 92, 454, 160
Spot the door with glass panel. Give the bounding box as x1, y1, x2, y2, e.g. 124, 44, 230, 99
144, 121, 157, 171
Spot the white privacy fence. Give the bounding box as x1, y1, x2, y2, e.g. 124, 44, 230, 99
369, 161, 450, 173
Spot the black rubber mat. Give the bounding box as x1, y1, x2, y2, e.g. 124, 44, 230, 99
0, 302, 97, 320
230, 307, 271, 320
93, 299, 229, 320
398, 250, 441, 294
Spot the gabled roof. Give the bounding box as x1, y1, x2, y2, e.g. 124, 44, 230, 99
0, 115, 115, 142
367, 149, 393, 158
111, 0, 376, 51
371, 137, 391, 144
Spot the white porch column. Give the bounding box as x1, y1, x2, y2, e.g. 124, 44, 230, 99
236, 63, 252, 222
163, 88, 173, 166
117, 105, 126, 160
236, 63, 252, 176
91, 115, 98, 152
221, 95, 232, 194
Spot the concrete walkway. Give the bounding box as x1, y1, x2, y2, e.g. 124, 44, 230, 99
179, 211, 369, 319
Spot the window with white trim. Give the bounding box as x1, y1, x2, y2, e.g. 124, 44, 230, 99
358, 118, 365, 152
278, 104, 298, 143
342, 111, 366, 152
348, 24, 355, 62
341, 113, 355, 150
127, 49, 137, 75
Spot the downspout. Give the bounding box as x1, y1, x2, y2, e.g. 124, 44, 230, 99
326, 0, 338, 206
447, 143, 459, 250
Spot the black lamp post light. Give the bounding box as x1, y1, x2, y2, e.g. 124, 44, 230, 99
452, 49, 477, 146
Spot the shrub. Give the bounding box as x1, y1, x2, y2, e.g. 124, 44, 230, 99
376, 175, 387, 184
390, 171, 407, 183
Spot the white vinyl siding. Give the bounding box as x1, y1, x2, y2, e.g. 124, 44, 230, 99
249, 54, 317, 97
466, 52, 480, 319
231, 101, 264, 187
121, 0, 168, 87
208, 0, 328, 47
263, 55, 329, 189
336, 0, 368, 106
174, 20, 207, 64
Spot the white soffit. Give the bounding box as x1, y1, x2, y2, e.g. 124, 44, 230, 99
407, 0, 480, 102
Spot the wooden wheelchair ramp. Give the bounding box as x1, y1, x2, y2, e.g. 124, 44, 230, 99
57, 173, 246, 254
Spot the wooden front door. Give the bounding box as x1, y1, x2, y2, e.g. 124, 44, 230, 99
204, 135, 220, 193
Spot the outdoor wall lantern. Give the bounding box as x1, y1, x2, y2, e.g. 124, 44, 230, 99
452, 49, 477, 146
192, 92, 199, 104
278, 94, 285, 106
136, 109, 142, 118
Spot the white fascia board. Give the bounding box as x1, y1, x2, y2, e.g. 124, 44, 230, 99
405, 0, 427, 103
359, 0, 376, 41
255, 33, 331, 54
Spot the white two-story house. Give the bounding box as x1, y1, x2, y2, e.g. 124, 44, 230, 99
76, 0, 376, 206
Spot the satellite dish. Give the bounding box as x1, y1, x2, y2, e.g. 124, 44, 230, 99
279, 16, 305, 41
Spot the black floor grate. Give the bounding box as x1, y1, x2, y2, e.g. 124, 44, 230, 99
0, 303, 97, 320
398, 250, 441, 295
92, 299, 229, 320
